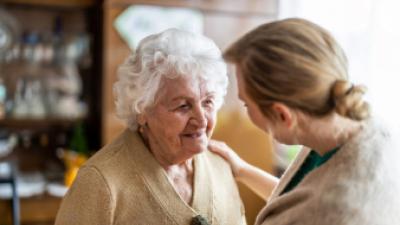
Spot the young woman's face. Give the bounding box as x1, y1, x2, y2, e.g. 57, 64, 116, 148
235, 66, 300, 145
235, 67, 271, 133
141, 75, 218, 164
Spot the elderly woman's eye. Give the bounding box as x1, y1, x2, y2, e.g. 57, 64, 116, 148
203, 99, 215, 108
177, 104, 190, 110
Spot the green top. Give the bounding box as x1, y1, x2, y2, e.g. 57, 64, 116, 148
281, 147, 339, 195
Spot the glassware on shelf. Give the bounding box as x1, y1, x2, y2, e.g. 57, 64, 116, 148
26, 79, 46, 118
0, 7, 19, 61
0, 129, 17, 158
0, 7, 19, 119
12, 78, 29, 118
0, 77, 6, 119
0, 11, 91, 121
12, 77, 47, 119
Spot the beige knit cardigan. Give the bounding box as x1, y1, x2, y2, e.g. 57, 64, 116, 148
256, 119, 400, 225
55, 129, 246, 225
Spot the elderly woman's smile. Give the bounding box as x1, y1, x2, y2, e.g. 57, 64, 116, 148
181, 131, 204, 139
140, 75, 217, 166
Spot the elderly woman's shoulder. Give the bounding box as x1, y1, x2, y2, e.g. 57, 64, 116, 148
84, 130, 130, 170
73, 129, 140, 192
204, 149, 232, 171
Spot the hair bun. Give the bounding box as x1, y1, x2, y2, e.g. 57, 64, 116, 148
332, 80, 370, 120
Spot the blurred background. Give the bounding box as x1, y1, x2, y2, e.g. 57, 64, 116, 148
0, 0, 398, 224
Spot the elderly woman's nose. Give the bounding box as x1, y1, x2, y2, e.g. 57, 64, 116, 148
191, 105, 207, 127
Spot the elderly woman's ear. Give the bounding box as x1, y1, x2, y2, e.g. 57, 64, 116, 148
137, 114, 147, 127
137, 114, 150, 136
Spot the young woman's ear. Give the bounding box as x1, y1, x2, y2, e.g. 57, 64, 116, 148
271, 103, 295, 128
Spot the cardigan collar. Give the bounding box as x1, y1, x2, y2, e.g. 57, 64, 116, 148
122, 129, 214, 224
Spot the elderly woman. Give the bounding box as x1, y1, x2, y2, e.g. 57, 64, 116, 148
55, 29, 246, 225
210, 18, 400, 225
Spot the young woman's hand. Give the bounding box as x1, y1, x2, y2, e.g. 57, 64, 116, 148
208, 140, 247, 179
209, 139, 279, 200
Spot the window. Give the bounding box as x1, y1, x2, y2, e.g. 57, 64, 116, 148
280, 0, 400, 125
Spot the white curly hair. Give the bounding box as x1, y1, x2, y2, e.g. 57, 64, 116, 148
113, 28, 228, 130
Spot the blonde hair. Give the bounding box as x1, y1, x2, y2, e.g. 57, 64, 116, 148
224, 18, 370, 121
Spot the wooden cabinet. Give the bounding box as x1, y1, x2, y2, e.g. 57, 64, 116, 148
0, 0, 103, 156
0, 1, 102, 224
102, 1, 277, 224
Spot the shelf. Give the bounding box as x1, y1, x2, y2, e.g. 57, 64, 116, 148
0, 194, 62, 224
0, 118, 84, 130
105, 0, 277, 17
2, 0, 95, 8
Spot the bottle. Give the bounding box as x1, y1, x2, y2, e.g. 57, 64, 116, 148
69, 122, 89, 155
62, 123, 89, 186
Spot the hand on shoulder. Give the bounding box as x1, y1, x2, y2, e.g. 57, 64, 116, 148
208, 140, 247, 179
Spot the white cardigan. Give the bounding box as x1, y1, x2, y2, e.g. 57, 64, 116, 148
256, 119, 400, 225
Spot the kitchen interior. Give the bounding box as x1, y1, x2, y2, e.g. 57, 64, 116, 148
0, 0, 398, 224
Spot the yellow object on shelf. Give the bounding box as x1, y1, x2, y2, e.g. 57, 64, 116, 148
58, 149, 88, 187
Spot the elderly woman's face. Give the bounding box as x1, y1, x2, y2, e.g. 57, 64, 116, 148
141, 76, 218, 164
